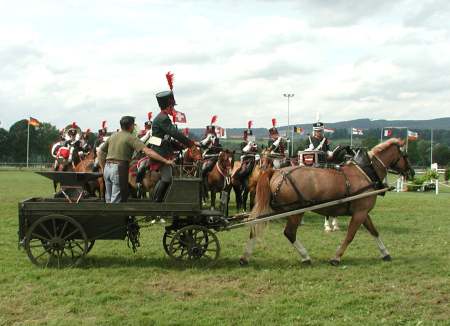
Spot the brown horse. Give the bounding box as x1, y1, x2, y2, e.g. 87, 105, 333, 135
240, 138, 414, 266
180, 146, 203, 177
232, 149, 274, 211
206, 149, 234, 209
74, 150, 104, 198
129, 145, 202, 198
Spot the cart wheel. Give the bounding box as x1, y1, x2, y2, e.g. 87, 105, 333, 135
168, 225, 220, 261
162, 230, 176, 256
24, 214, 88, 268
86, 240, 96, 254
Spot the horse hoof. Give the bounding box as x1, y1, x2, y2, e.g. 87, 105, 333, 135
239, 257, 248, 266
301, 259, 312, 266
329, 259, 340, 266
382, 254, 392, 262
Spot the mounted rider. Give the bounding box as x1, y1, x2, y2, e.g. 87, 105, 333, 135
267, 118, 288, 168
236, 120, 258, 180
93, 121, 108, 171
51, 122, 84, 170
200, 115, 223, 191
138, 112, 153, 145
147, 72, 198, 202
306, 122, 333, 159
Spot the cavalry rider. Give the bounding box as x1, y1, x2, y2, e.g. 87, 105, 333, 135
98, 116, 172, 203
267, 118, 288, 168
306, 122, 333, 160
149, 72, 199, 202
200, 115, 223, 188
236, 120, 258, 180
138, 112, 153, 145
93, 121, 108, 171
135, 112, 155, 190
51, 122, 85, 169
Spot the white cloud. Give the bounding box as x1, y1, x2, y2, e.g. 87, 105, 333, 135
0, 0, 449, 132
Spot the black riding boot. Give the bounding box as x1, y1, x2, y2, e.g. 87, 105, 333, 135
153, 181, 171, 202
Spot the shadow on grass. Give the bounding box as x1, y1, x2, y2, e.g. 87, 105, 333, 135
79, 252, 443, 271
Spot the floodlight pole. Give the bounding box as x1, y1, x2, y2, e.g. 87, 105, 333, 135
283, 93, 294, 156
26, 118, 30, 168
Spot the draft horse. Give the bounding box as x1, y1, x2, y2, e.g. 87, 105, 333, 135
232, 149, 274, 212
240, 138, 415, 266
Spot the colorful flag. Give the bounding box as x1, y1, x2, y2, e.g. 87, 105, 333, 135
407, 130, 418, 141
324, 127, 335, 134
352, 128, 364, 135
28, 117, 40, 127
294, 126, 305, 134
173, 111, 187, 123
384, 129, 393, 137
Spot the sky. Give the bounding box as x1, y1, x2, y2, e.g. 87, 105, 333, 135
0, 0, 449, 131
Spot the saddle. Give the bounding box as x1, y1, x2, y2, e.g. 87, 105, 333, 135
353, 149, 386, 192
135, 156, 162, 174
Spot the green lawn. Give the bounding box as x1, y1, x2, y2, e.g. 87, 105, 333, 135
0, 171, 449, 325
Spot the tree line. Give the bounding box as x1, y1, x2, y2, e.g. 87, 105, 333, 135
0, 119, 449, 168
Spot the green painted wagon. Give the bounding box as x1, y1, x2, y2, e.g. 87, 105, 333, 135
18, 171, 234, 268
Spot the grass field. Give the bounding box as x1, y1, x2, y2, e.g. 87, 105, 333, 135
0, 171, 449, 325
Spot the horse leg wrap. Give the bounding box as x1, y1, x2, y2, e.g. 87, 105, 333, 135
324, 218, 332, 232
331, 217, 340, 231
374, 236, 390, 257
292, 240, 311, 262
242, 238, 256, 261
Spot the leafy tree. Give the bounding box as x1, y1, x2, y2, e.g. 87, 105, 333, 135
433, 144, 450, 166
6, 120, 60, 163
0, 128, 8, 161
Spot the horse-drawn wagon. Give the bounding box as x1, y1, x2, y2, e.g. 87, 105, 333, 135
18, 170, 235, 267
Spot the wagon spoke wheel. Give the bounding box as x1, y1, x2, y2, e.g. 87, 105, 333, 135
168, 225, 220, 261
162, 229, 176, 256
25, 214, 88, 268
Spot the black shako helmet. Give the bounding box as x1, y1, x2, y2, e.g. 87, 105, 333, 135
156, 91, 176, 109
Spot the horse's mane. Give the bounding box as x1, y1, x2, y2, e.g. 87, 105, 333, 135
369, 138, 404, 156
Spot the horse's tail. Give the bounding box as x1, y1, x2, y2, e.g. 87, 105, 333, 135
248, 168, 275, 238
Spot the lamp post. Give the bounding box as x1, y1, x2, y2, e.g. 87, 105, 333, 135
283, 93, 294, 156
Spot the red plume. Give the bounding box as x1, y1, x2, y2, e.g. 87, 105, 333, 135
172, 111, 177, 123
248, 120, 253, 129
183, 128, 189, 136
271, 118, 276, 127
166, 71, 174, 90
85, 128, 91, 134
147, 112, 152, 121
101, 120, 107, 129
211, 115, 218, 125
72, 122, 77, 128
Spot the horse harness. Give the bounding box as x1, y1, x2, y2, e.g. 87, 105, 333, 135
271, 155, 384, 212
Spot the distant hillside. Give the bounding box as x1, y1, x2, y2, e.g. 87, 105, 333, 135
189, 117, 450, 138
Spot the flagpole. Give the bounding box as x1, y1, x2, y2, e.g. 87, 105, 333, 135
26, 118, 30, 168
430, 128, 433, 167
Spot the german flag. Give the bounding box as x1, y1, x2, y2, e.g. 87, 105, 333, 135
28, 117, 40, 127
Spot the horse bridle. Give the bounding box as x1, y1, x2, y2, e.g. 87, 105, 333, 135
373, 144, 409, 176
